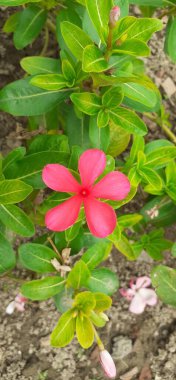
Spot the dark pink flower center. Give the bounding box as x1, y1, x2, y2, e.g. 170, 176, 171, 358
79, 187, 90, 197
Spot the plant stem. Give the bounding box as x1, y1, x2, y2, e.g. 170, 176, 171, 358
158, 6, 176, 19
46, 19, 56, 34
93, 327, 104, 350
161, 123, 176, 144
47, 237, 64, 264
40, 27, 49, 56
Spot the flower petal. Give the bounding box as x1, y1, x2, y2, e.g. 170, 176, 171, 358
139, 288, 157, 306
45, 196, 82, 231
92, 171, 130, 200
136, 276, 151, 289
6, 301, 15, 315
42, 164, 81, 193
99, 350, 116, 379
129, 293, 146, 314
78, 149, 106, 186
84, 197, 116, 238
119, 288, 135, 301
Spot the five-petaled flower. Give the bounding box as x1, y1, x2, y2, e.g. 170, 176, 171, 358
120, 276, 157, 314
42, 149, 130, 238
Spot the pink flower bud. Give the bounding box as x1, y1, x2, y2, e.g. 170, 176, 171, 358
99, 350, 116, 379
109, 6, 120, 27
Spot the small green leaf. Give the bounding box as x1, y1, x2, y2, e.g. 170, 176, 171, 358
0, 180, 32, 204
76, 314, 94, 349
3, 11, 21, 33
0, 204, 35, 237
108, 124, 130, 157
140, 166, 163, 190
164, 16, 176, 63
74, 291, 96, 314
67, 261, 90, 289
65, 220, 82, 242
90, 310, 106, 327
21, 56, 60, 75
21, 276, 66, 300
152, 265, 176, 307
0, 231, 16, 275
118, 214, 143, 228
89, 117, 110, 152
83, 45, 108, 73
81, 241, 112, 270
113, 39, 150, 57
31, 74, 68, 91
145, 146, 176, 168
114, 234, 137, 260
71, 92, 101, 115
13, 5, 47, 50
94, 292, 112, 312
85, 0, 112, 43
51, 310, 76, 347
109, 107, 147, 136
86, 268, 119, 295
61, 21, 92, 60
62, 60, 76, 82
102, 87, 124, 109
19, 243, 58, 273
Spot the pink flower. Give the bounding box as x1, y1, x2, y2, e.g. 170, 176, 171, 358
109, 6, 121, 27
6, 294, 27, 315
120, 276, 157, 314
99, 350, 116, 379
42, 149, 130, 238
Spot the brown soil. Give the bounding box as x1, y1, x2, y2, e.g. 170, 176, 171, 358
0, 6, 176, 380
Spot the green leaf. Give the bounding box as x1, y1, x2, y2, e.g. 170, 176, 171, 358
139, 167, 163, 190
145, 146, 176, 168
76, 314, 94, 349
21, 56, 61, 75
83, 45, 108, 73
94, 292, 112, 312
74, 291, 96, 313
102, 87, 124, 109
2, 147, 26, 172
65, 220, 82, 242
19, 243, 58, 273
164, 16, 176, 63
51, 310, 76, 347
67, 261, 90, 289
140, 229, 172, 260
0, 0, 40, 4
141, 196, 176, 228
90, 310, 106, 327
3, 11, 21, 33
13, 5, 47, 50
113, 39, 150, 57
28, 134, 69, 154
109, 107, 147, 136
172, 243, 176, 257
108, 224, 121, 246
62, 60, 76, 82
86, 268, 119, 295
85, 0, 112, 43
0, 204, 35, 237
54, 288, 74, 313
152, 265, 176, 307
71, 92, 101, 115
4, 151, 69, 189
0, 231, 16, 275
122, 82, 159, 110
0, 77, 71, 117
127, 135, 145, 165
107, 124, 130, 157
112, 16, 163, 43
114, 234, 137, 260
31, 74, 69, 91
89, 117, 110, 152
81, 241, 112, 270
97, 110, 109, 128
61, 21, 92, 60
21, 276, 66, 300
0, 180, 32, 204
118, 214, 143, 228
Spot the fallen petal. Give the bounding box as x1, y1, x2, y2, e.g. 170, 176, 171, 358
99, 350, 117, 379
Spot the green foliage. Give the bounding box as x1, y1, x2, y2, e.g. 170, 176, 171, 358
0, 231, 16, 274
152, 265, 176, 306
21, 276, 66, 300
19, 243, 58, 273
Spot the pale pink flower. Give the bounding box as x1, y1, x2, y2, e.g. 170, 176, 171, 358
109, 6, 121, 27
99, 350, 116, 379
120, 276, 157, 314
6, 294, 27, 315
42, 149, 130, 238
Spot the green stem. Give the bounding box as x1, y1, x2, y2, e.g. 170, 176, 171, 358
158, 6, 176, 19
93, 327, 104, 350
144, 112, 176, 145
40, 27, 49, 56
46, 19, 56, 34
105, 26, 113, 61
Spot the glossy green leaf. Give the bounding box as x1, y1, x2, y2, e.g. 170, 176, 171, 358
94, 292, 112, 312
13, 5, 47, 50
21, 57, 61, 75
62, 60, 76, 82
109, 107, 147, 135
0, 180, 32, 204
31, 74, 69, 91
118, 214, 143, 228
3, 12, 21, 33
21, 276, 66, 300
74, 291, 96, 313
0, 231, 16, 275
71, 92, 101, 115
140, 167, 163, 190
89, 117, 110, 152
61, 21, 92, 60
0, 204, 35, 237
85, 0, 112, 43
2, 147, 26, 172
164, 16, 176, 62
113, 39, 150, 57
145, 146, 176, 168
19, 243, 58, 273
86, 268, 119, 295
152, 265, 176, 307
81, 241, 112, 270
76, 314, 94, 349
0, 0, 40, 4
67, 261, 90, 289
0, 78, 71, 117
83, 45, 108, 73
108, 123, 130, 157
102, 87, 124, 109
51, 310, 76, 347
115, 234, 137, 260
97, 109, 109, 128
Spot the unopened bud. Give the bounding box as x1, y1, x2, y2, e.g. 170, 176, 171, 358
99, 350, 116, 379
109, 6, 120, 28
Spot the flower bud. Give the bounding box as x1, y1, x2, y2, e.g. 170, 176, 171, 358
109, 6, 120, 28
99, 350, 116, 379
